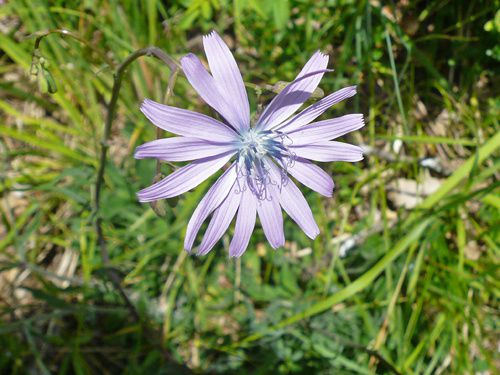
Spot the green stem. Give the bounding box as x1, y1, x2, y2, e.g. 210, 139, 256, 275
92, 48, 181, 353
30, 31, 189, 370
94, 47, 178, 222
93, 47, 179, 321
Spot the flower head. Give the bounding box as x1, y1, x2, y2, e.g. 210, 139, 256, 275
135, 31, 364, 257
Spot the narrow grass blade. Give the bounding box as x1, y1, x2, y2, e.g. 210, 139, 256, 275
419, 130, 500, 210
236, 218, 432, 346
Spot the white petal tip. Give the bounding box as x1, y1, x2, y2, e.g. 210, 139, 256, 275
306, 228, 320, 240
270, 241, 285, 250
320, 188, 334, 198
196, 242, 213, 256
205, 30, 218, 38
183, 239, 193, 253
133, 145, 147, 159
140, 100, 155, 117
196, 250, 209, 257
137, 189, 157, 202
179, 53, 196, 65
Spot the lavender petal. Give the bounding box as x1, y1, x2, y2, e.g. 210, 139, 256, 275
257, 51, 329, 130
287, 114, 364, 145
141, 99, 238, 141
256, 185, 285, 249
229, 188, 257, 257
291, 141, 364, 162
277, 86, 358, 132
134, 137, 237, 162
203, 31, 250, 131
180, 53, 244, 130
197, 190, 240, 255
137, 153, 234, 202
267, 159, 319, 239
284, 157, 334, 197
184, 164, 237, 251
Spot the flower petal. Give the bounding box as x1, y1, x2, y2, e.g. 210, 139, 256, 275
291, 141, 364, 162
137, 152, 234, 202
135, 137, 237, 162
280, 181, 319, 239
184, 164, 237, 251
180, 53, 244, 130
277, 86, 357, 132
141, 99, 238, 141
287, 114, 364, 145
256, 186, 285, 249
229, 188, 257, 257
257, 51, 330, 129
197, 190, 240, 256
281, 182, 320, 239
203, 31, 250, 131
284, 157, 334, 197
267, 160, 319, 239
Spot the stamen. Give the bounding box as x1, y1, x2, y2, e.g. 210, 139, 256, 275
236, 127, 296, 200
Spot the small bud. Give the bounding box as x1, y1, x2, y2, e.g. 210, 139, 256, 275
166, 195, 179, 208
43, 67, 58, 94
30, 49, 41, 77
30, 50, 57, 94
149, 199, 167, 217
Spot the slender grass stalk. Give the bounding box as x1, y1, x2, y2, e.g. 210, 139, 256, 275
385, 29, 408, 134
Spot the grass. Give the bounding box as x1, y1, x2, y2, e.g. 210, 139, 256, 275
1, 0, 499, 373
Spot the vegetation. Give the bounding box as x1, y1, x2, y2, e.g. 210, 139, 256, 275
1, 0, 498, 373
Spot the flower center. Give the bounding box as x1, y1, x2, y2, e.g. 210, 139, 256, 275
236, 128, 294, 200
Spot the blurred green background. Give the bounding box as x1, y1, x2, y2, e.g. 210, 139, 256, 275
1, 0, 499, 373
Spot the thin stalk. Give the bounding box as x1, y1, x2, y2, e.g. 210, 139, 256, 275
94, 47, 178, 216
30, 31, 188, 371
29, 28, 115, 68
93, 46, 179, 320
385, 29, 408, 134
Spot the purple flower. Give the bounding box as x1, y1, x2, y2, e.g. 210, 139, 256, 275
136, 31, 364, 257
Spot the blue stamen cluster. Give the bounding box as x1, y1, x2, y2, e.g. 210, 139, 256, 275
236, 129, 293, 200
